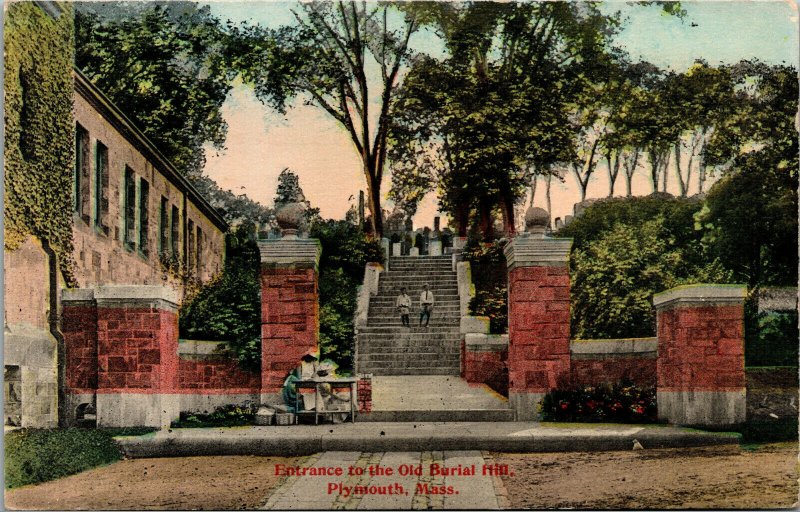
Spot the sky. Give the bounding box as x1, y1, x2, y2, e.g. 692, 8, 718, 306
202, 0, 799, 229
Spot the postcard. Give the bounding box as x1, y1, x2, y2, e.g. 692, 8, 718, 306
4, 1, 798, 510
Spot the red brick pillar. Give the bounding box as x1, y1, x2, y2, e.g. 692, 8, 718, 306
93, 286, 180, 427
653, 285, 747, 426
504, 208, 573, 420
258, 235, 322, 404
357, 374, 373, 413
61, 289, 98, 426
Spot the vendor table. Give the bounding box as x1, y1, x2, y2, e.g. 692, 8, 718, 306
293, 377, 357, 424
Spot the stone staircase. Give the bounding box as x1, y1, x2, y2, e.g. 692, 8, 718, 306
356, 256, 461, 376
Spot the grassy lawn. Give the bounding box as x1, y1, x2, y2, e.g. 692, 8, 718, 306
4, 427, 154, 489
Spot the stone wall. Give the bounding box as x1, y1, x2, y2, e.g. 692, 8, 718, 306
178, 342, 260, 392
570, 338, 657, 387
461, 334, 508, 396
4, 238, 59, 427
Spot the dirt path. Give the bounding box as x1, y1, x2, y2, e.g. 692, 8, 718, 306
5, 455, 302, 510
495, 443, 799, 509
5, 444, 797, 510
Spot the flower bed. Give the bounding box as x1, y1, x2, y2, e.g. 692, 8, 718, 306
540, 380, 658, 423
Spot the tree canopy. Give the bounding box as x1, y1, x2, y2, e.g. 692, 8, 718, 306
75, 2, 237, 176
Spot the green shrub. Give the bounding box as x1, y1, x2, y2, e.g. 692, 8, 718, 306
570, 217, 731, 339
5, 428, 153, 489
311, 220, 383, 372
179, 223, 261, 371
540, 380, 658, 423
170, 404, 255, 428
464, 238, 508, 334
468, 287, 508, 334
746, 309, 799, 367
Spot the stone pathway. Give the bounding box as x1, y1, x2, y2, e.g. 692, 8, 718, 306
261, 450, 504, 510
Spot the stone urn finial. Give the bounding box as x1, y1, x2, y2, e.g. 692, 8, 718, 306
275, 201, 307, 239
524, 206, 550, 238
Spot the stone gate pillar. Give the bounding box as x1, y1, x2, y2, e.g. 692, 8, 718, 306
258, 229, 322, 405
653, 285, 747, 426
504, 208, 573, 420
94, 286, 180, 428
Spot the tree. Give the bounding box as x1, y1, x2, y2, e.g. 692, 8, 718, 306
570, 214, 731, 339
663, 62, 733, 197
274, 168, 304, 206
697, 162, 798, 289
237, 2, 427, 238
75, 3, 236, 176
389, 2, 613, 238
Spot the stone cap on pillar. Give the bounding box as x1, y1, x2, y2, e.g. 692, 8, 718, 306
504, 236, 573, 270
652, 284, 747, 310
259, 238, 322, 271
93, 285, 180, 311
62, 288, 95, 303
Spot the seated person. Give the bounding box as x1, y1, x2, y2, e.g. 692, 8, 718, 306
281, 351, 351, 422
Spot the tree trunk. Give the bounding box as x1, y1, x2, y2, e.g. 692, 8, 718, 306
500, 184, 516, 237
454, 202, 469, 237
661, 151, 669, 193
606, 151, 620, 198
529, 173, 538, 208
364, 166, 384, 238
698, 164, 707, 194
673, 144, 687, 197
478, 198, 494, 241
623, 147, 640, 197
545, 173, 553, 229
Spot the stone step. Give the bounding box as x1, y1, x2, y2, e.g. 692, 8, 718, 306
383, 268, 455, 272
358, 409, 515, 422
370, 298, 460, 305
358, 348, 461, 357
357, 353, 460, 362
366, 309, 460, 317
358, 331, 462, 337
357, 367, 460, 376
359, 325, 459, 333
381, 268, 458, 279
366, 322, 460, 328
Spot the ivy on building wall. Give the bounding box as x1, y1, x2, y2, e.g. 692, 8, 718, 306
4, 2, 76, 284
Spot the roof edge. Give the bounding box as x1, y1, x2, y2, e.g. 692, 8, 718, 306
73, 67, 228, 232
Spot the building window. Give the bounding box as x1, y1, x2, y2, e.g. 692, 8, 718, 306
123, 166, 136, 250
187, 219, 195, 271
94, 141, 109, 234
74, 124, 90, 221
196, 225, 203, 276
171, 205, 180, 258
138, 178, 150, 256
159, 197, 169, 257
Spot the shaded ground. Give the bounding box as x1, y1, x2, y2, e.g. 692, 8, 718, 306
5, 455, 302, 510
495, 442, 799, 510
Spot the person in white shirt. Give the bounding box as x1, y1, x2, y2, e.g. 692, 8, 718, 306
419, 284, 435, 327
396, 287, 411, 327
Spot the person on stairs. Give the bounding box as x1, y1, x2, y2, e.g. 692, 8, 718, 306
419, 283, 435, 327
396, 287, 411, 327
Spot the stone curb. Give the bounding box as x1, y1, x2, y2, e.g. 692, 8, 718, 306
116, 424, 739, 458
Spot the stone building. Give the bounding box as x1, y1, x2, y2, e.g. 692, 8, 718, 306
4, 2, 227, 428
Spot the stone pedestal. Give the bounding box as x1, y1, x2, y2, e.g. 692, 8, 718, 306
259, 236, 322, 405
653, 285, 747, 426
429, 240, 443, 256
381, 238, 390, 269
392, 243, 402, 257
410, 247, 420, 257
504, 234, 573, 420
